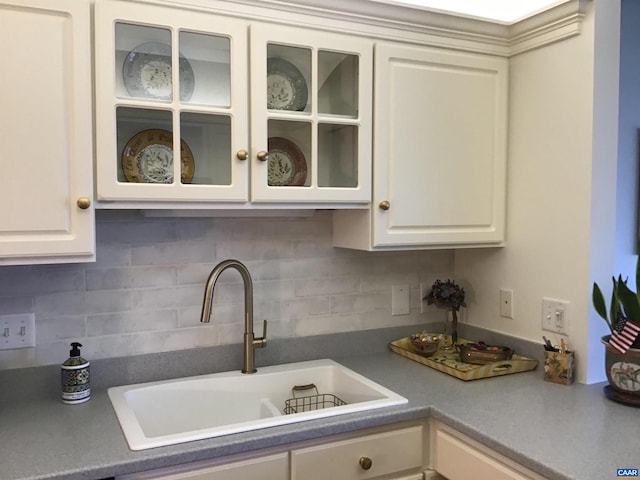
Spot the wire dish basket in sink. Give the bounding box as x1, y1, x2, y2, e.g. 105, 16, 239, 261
283, 384, 347, 414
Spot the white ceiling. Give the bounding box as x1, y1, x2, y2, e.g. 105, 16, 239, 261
368, 0, 571, 24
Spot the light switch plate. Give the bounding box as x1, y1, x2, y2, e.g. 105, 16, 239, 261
0, 313, 36, 350
541, 298, 569, 335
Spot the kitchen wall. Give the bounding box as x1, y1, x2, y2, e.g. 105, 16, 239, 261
455, 0, 621, 384
615, 0, 640, 286
0, 210, 453, 370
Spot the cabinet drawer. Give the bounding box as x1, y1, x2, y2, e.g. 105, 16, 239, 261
433, 427, 541, 480
291, 425, 424, 480
117, 452, 287, 480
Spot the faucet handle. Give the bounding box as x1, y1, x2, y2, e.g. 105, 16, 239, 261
254, 319, 267, 348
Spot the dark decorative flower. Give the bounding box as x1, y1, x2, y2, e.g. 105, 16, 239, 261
424, 279, 466, 311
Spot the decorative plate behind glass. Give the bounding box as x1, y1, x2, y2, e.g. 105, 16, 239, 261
121, 129, 195, 184
123, 42, 195, 101
267, 137, 307, 186
267, 57, 308, 111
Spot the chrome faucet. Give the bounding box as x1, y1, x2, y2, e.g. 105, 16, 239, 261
200, 259, 267, 374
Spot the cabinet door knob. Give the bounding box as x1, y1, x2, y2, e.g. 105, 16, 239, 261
76, 197, 91, 210
236, 149, 248, 161
257, 150, 269, 162
359, 456, 373, 470
378, 200, 390, 211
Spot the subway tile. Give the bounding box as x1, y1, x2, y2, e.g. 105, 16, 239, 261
0, 296, 33, 315
34, 290, 131, 316
295, 314, 362, 336
36, 315, 87, 343
216, 238, 295, 261
0, 267, 84, 297
130, 285, 202, 310
87, 309, 179, 336
86, 266, 177, 291
130, 325, 217, 355
131, 241, 215, 266
295, 277, 359, 297
330, 292, 391, 314
96, 217, 178, 245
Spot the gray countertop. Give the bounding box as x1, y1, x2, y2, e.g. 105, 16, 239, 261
0, 326, 637, 480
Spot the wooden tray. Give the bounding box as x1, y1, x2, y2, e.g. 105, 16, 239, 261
389, 336, 538, 381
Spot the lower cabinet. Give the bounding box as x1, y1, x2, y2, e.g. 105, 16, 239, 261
117, 420, 547, 480
430, 421, 545, 480
117, 422, 428, 480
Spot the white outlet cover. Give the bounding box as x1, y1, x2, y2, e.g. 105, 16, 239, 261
392, 285, 410, 316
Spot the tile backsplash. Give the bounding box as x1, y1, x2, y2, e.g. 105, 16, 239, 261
0, 210, 453, 370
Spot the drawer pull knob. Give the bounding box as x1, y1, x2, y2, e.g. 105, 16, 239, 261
76, 197, 91, 209
359, 456, 373, 470
236, 149, 248, 161
378, 200, 390, 211
257, 150, 269, 162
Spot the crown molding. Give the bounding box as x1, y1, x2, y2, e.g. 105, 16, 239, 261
130, 0, 588, 56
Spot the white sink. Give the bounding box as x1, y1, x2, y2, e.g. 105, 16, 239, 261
108, 359, 407, 450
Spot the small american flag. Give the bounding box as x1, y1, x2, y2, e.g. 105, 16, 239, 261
609, 319, 640, 354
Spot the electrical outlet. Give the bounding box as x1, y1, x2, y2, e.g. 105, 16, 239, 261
0, 313, 36, 350
541, 298, 569, 335
392, 285, 410, 316
499, 289, 514, 318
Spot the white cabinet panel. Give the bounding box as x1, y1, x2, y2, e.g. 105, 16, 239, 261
291, 425, 424, 480
431, 422, 545, 480
0, 0, 95, 264
334, 41, 507, 250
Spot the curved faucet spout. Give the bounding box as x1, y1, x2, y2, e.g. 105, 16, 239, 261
200, 259, 267, 374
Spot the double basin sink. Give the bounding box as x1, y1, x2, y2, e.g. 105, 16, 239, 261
108, 359, 408, 450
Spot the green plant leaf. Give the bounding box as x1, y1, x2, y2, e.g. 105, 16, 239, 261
592, 283, 612, 331
611, 277, 621, 329
617, 278, 640, 322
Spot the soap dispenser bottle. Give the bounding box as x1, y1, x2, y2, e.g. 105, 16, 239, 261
61, 342, 90, 404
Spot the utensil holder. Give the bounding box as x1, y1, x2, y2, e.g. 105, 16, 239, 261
543, 350, 575, 385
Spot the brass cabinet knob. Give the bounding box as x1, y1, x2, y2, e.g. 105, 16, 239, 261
359, 457, 373, 470
378, 200, 390, 211
236, 149, 248, 161
257, 150, 269, 162
76, 197, 91, 210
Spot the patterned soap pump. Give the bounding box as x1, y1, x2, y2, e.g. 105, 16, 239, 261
61, 342, 91, 404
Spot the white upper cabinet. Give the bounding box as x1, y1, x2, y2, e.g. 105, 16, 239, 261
249, 25, 372, 204
95, 1, 250, 203
334, 42, 508, 250
94, 0, 372, 207
0, 0, 95, 265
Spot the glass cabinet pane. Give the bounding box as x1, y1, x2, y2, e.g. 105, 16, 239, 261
318, 124, 358, 188
179, 31, 231, 107
180, 113, 232, 185
267, 120, 311, 187
266, 44, 311, 113
318, 51, 359, 117
117, 107, 173, 183
115, 23, 173, 101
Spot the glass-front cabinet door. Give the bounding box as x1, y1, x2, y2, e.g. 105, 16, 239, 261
250, 25, 372, 203
95, 1, 249, 203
